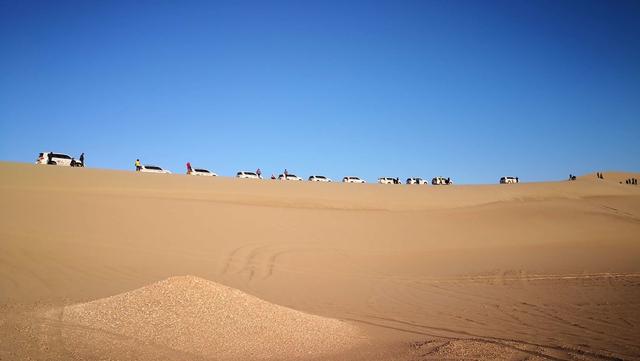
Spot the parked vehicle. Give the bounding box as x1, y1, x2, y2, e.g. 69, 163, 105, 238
140, 165, 171, 174
236, 171, 260, 179
432, 176, 452, 185
343, 176, 366, 184
189, 168, 217, 176
500, 176, 519, 184
278, 174, 303, 181
36, 152, 74, 166
308, 175, 332, 182
378, 177, 399, 184
406, 177, 428, 184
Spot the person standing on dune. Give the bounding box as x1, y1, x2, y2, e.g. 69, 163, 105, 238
186, 162, 192, 174
135, 159, 141, 172
79, 153, 85, 167
256, 168, 262, 179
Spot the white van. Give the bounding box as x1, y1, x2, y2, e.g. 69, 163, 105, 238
500, 176, 519, 184
189, 168, 217, 176
236, 171, 260, 179
378, 177, 399, 184
36, 152, 74, 166
406, 177, 428, 184
308, 175, 332, 182
278, 174, 303, 181
343, 176, 366, 184
140, 165, 171, 174
432, 176, 452, 185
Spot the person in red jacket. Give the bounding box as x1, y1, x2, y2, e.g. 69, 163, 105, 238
186, 162, 193, 174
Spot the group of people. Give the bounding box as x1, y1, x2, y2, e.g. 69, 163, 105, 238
268, 168, 286, 179
268, 168, 289, 180
569, 172, 639, 184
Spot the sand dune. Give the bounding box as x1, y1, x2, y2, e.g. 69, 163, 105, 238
61, 275, 364, 360
1, 162, 639, 360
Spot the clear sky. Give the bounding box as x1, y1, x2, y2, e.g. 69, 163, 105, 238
1, 0, 639, 183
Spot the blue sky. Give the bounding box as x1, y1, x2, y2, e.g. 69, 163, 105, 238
1, 0, 639, 183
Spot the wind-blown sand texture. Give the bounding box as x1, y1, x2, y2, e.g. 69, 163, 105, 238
1, 162, 639, 360
61, 276, 363, 360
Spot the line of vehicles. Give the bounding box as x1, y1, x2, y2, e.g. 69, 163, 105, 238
36, 151, 521, 184
235, 171, 364, 183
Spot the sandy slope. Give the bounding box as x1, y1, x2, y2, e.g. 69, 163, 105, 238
61, 276, 364, 360
1, 162, 639, 360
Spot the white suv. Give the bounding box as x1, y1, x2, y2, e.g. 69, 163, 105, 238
36, 152, 74, 166
343, 176, 366, 184
278, 174, 302, 181
308, 175, 332, 182
500, 176, 519, 184
140, 165, 171, 174
378, 177, 399, 184
189, 168, 217, 176
432, 176, 452, 185
237, 171, 260, 179
406, 177, 428, 184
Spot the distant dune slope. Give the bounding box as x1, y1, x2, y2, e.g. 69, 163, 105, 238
1, 162, 638, 212
1, 162, 639, 360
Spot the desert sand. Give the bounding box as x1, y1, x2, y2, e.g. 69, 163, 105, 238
1, 161, 639, 360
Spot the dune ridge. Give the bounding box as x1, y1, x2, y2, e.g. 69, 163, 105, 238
1, 162, 638, 212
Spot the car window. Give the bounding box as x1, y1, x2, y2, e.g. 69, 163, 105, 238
195, 169, 209, 173
53, 154, 71, 159
146, 166, 161, 170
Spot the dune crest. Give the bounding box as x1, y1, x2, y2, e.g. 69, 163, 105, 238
62, 276, 365, 360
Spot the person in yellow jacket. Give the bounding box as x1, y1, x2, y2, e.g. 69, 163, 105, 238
135, 159, 141, 171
